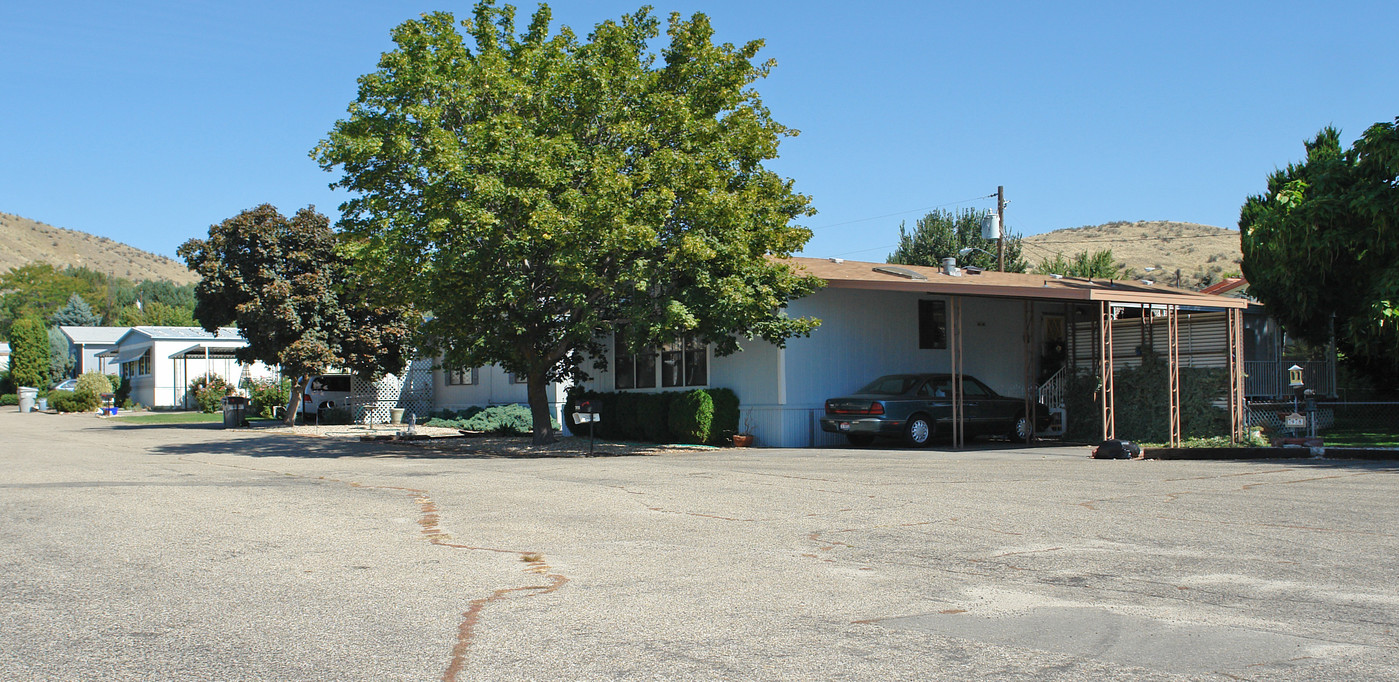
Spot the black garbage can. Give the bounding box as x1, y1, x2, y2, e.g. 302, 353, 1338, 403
222, 396, 249, 428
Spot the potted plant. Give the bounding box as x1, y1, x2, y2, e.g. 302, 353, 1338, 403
732, 417, 756, 447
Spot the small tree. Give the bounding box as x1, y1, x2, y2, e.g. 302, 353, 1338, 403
47, 326, 75, 385
179, 204, 416, 424
8, 318, 49, 388
887, 209, 1027, 272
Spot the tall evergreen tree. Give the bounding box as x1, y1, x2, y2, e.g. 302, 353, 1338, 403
50, 293, 102, 327
8, 318, 49, 389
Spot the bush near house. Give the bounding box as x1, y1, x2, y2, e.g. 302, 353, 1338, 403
425, 404, 557, 435
245, 377, 292, 418
107, 374, 130, 407
49, 389, 97, 413
1062, 347, 1229, 443
565, 388, 741, 445
1, 394, 18, 406
74, 372, 113, 406
188, 374, 233, 413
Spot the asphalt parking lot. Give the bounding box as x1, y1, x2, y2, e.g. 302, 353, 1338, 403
3, 409, 1397, 680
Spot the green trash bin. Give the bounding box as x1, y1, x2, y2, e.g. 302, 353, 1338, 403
222, 396, 249, 428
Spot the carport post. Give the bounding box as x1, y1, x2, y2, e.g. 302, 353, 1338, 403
1023, 300, 1033, 444
950, 296, 965, 449
1099, 301, 1115, 441
1227, 307, 1246, 443
1167, 305, 1182, 447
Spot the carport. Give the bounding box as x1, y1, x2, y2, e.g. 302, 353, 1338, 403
793, 258, 1250, 448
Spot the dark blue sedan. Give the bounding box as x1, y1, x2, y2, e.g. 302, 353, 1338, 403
820, 374, 1050, 447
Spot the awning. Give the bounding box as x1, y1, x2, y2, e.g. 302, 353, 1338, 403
168, 344, 241, 360
99, 347, 151, 364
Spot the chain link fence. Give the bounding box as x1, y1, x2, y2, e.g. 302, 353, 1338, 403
1246, 400, 1399, 447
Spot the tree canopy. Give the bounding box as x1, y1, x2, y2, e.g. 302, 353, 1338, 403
0, 262, 198, 339
314, 3, 822, 443
1240, 119, 1399, 382
886, 209, 1027, 272
1032, 249, 1121, 279
179, 204, 416, 423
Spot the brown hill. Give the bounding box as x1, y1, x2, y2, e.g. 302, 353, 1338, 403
1022, 220, 1241, 290
0, 212, 196, 284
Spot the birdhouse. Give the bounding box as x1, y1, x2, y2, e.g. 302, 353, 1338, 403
1287, 364, 1304, 389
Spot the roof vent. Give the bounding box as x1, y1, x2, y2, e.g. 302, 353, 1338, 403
872, 265, 928, 281
829, 257, 844, 264
963, 266, 984, 275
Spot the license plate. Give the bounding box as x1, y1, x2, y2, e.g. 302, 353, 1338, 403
838, 422, 850, 431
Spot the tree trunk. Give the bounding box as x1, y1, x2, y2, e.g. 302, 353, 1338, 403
283, 376, 308, 426
526, 373, 556, 445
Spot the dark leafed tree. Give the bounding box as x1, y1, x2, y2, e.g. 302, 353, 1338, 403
887, 209, 1027, 272
314, 3, 822, 444
1240, 119, 1399, 384
179, 204, 417, 424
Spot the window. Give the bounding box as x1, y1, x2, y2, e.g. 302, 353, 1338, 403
918, 300, 947, 350
510, 372, 529, 385
661, 336, 707, 388
446, 368, 476, 385
615, 332, 706, 389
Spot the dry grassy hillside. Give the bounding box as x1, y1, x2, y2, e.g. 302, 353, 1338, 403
0, 212, 196, 284
1022, 220, 1241, 290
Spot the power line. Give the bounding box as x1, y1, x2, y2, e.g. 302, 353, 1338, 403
808, 193, 996, 231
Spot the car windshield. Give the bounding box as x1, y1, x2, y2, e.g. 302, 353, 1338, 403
855, 375, 923, 396
312, 376, 351, 392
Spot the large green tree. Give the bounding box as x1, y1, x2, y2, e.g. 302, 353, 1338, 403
179, 205, 417, 424
886, 209, 1027, 272
1240, 119, 1399, 382
314, 3, 822, 443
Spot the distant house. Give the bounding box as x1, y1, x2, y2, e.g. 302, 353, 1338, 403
1197, 277, 1337, 398
59, 326, 128, 376
98, 327, 279, 409
0, 341, 9, 372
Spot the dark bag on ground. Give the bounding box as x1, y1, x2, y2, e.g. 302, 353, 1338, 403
1092, 439, 1141, 459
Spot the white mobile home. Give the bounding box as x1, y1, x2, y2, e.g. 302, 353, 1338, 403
568, 257, 1250, 447
100, 327, 279, 409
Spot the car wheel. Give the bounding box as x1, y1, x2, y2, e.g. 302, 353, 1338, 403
1008, 413, 1032, 442
845, 434, 875, 447
904, 414, 933, 447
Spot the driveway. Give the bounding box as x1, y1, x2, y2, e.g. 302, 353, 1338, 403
2, 409, 1397, 680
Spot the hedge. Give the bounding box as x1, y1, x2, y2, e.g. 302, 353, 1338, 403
1062, 347, 1230, 443
565, 388, 740, 445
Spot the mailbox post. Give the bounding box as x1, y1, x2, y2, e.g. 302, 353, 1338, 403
573, 400, 600, 455
1286, 364, 1305, 437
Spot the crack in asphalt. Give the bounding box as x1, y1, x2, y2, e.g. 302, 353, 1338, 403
175, 456, 568, 682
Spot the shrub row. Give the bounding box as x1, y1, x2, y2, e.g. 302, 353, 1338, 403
562, 388, 739, 445
1, 393, 18, 406
426, 404, 558, 436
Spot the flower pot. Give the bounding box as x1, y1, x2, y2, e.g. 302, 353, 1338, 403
390, 408, 406, 425
732, 434, 754, 447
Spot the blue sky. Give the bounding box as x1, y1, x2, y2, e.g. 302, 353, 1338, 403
2, 1, 1396, 264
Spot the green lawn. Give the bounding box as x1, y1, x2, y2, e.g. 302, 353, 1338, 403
1320, 428, 1399, 448
111, 412, 224, 424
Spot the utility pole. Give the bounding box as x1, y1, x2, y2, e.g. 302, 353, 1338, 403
996, 185, 1006, 272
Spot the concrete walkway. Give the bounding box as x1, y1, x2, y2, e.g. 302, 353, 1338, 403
2, 409, 1397, 680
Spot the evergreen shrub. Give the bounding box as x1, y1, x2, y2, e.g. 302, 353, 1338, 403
705, 388, 740, 444
1, 394, 19, 406
74, 372, 113, 405
668, 390, 714, 444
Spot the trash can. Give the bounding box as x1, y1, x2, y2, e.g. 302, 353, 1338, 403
222, 396, 249, 428
17, 387, 38, 414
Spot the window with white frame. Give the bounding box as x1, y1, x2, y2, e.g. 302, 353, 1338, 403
446, 367, 476, 385
615, 332, 707, 389
122, 349, 152, 378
